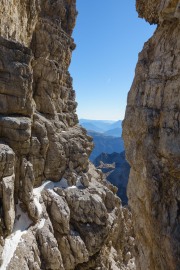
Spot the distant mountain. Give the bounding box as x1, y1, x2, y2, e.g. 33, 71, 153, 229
108, 120, 122, 130
93, 151, 130, 205
80, 122, 104, 133
88, 131, 124, 161
103, 127, 122, 137
80, 119, 114, 125
79, 119, 113, 131
79, 119, 122, 132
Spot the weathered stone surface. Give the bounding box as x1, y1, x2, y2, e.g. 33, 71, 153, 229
43, 189, 70, 234
0, 37, 33, 116
7, 230, 41, 270
0, 0, 40, 46
123, 0, 180, 269
0, 0, 135, 269
0, 116, 32, 156
2, 175, 15, 234
136, 0, 180, 24
36, 220, 64, 270
0, 144, 15, 178
0, 144, 15, 236
0, 169, 135, 269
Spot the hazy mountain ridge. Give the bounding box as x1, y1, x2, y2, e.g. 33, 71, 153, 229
87, 130, 124, 161
80, 119, 124, 160
79, 119, 116, 130
80, 122, 104, 133
103, 127, 122, 137
79, 119, 122, 137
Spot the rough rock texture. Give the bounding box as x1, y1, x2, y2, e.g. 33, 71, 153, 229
93, 152, 130, 205
123, 0, 180, 269
0, 1, 135, 269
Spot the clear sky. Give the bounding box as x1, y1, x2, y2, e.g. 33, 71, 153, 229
69, 0, 156, 121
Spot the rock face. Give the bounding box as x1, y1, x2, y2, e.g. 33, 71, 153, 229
94, 152, 130, 205
123, 0, 180, 269
0, 1, 135, 269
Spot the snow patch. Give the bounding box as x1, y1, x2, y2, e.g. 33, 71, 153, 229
33, 178, 69, 193
33, 177, 82, 197
1, 203, 32, 270
76, 177, 83, 188
32, 178, 71, 217
56, 178, 69, 189
47, 189, 59, 198
1, 177, 82, 269
33, 187, 43, 216
38, 219, 45, 229
67, 185, 76, 189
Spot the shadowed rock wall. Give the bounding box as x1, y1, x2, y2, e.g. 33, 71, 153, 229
123, 0, 180, 269
0, 1, 135, 269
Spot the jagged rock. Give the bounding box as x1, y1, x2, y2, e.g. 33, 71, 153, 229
0, 37, 33, 116
20, 159, 38, 220
0, 144, 15, 236
65, 188, 108, 226
137, 0, 180, 24
7, 230, 41, 270
57, 233, 89, 269
0, 0, 135, 269
0, 144, 15, 179
0, 116, 32, 155
93, 151, 130, 205
36, 221, 64, 270
0, 0, 40, 46
123, 0, 180, 269
0, 171, 135, 269
2, 175, 15, 234
43, 189, 70, 234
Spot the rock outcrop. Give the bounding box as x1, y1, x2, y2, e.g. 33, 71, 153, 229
123, 0, 180, 269
94, 152, 130, 205
0, 1, 135, 269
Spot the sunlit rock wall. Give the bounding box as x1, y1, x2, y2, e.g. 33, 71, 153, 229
0, 1, 135, 269
123, 0, 180, 269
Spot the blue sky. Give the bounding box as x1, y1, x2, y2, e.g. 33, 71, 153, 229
69, 0, 156, 120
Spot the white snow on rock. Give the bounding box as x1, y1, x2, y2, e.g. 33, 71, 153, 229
33, 188, 43, 216
68, 185, 77, 189
1, 177, 82, 269
76, 177, 84, 188
32, 177, 79, 218
37, 218, 45, 230
33, 178, 69, 194
32, 179, 69, 216
33, 177, 82, 198
1, 202, 32, 270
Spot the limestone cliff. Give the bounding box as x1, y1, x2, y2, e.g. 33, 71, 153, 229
123, 0, 180, 269
0, 1, 135, 269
